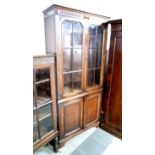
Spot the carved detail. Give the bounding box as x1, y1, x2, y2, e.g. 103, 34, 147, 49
57, 9, 83, 19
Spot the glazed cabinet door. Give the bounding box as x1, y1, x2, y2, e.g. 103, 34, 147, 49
83, 91, 102, 127
86, 25, 105, 89
56, 18, 84, 98
33, 56, 57, 150
59, 98, 83, 139
62, 21, 83, 95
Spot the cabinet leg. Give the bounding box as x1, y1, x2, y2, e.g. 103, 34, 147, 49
53, 137, 59, 153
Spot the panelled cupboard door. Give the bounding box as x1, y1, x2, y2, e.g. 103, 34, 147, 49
83, 92, 102, 127
103, 20, 122, 138
58, 98, 83, 138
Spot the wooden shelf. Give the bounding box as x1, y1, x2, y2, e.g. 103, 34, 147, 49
63, 70, 82, 74
39, 113, 52, 122
35, 78, 50, 85
87, 82, 99, 88
64, 86, 81, 94
36, 96, 51, 106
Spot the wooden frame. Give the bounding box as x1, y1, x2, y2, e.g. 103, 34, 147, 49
33, 55, 58, 152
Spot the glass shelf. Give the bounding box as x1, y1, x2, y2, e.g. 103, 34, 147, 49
36, 96, 51, 106
35, 78, 50, 85
33, 110, 37, 122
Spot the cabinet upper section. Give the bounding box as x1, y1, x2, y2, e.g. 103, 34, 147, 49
43, 4, 110, 23
43, 4, 110, 98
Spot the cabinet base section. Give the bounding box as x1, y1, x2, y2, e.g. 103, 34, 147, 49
58, 121, 99, 148
101, 124, 122, 139
33, 131, 58, 152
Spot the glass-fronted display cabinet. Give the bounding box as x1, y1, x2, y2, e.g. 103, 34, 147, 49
43, 4, 110, 147
33, 55, 58, 152
44, 5, 110, 99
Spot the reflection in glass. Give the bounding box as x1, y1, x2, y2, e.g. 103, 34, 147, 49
72, 72, 82, 90
38, 104, 52, 119
72, 49, 82, 70
88, 49, 96, 69
35, 68, 50, 82
33, 110, 37, 122
87, 69, 100, 87
89, 25, 97, 48
95, 69, 101, 85
73, 22, 83, 48
64, 73, 72, 94
39, 116, 53, 137
62, 21, 72, 48
87, 70, 95, 87
36, 81, 51, 105
97, 30, 103, 49
63, 72, 82, 94
33, 88, 36, 108
96, 49, 102, 68
89, 25, 97, 34
33, 124, 39, 143
89, 36, 96, 49
87, 25, 103, 88
63, 49, 71, 72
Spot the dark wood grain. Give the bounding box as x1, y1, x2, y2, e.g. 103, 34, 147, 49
58, 98, 83, 139
102, 20, 122, 139
84, 91, 102, 127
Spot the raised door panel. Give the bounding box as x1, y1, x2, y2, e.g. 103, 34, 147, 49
83, 92, 101, 127
103, 21, 122, 138
108, 34, 122, 128
59, 98, 83, 138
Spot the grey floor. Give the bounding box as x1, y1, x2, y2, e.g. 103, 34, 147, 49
34, 127, 122, 155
